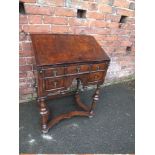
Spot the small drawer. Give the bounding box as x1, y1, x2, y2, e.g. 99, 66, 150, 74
67, 64, 90, 74
44, 67, 64, 77
88, 72, 104, 83
91, 63, 107, 71
44, 78, 65, 91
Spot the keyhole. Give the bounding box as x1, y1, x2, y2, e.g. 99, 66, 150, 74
94, 75, 98, 80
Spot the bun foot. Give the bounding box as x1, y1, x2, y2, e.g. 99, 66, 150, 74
89, 111, 95, 118
89, 115, 93, 118
42, 128, 49, 134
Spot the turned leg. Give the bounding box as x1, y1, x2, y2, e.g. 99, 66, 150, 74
75, 79, 100, 116
89, 84, 100, 117
37, 98, 49, 133
75, 78, 80, 95
75, 78, 90, 111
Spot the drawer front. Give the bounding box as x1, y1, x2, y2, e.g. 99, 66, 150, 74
44, 78, 65, 91
44, 67, 64, 77
91, 63, 107, 71
67, 64, 90, 74
88, 72, 104, 83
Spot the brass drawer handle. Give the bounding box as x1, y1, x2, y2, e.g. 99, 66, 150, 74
77, 66, 80, 73
53, 70, 57, 77
96, 66, 100, 70
54, 81, 57, 88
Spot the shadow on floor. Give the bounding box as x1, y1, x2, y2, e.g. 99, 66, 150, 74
19, 80, 135, 154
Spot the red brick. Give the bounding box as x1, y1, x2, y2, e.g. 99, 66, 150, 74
22, 42, 32, 51
19, 65, 33, 72
103, 40, 121, 47
55, 7, 75, 17
23, 25, 50, 33
105, 14, 121, 22
20, 87, 34, 95
98, 0, 109, 3
117, 8, 134, 17
90, 20, 107, 27
51, 25, 69, 33
68, 18, 89, 26
107, 22, 119, 28
19, 15, 28, 24
91, 27, 110, 35
44, 16, 68, 25
28, 15, 42, 24
25, 5, 54, 15
120, 40, 132, 46
114, 0, 130, 8
20, 57, 27, 65
127, 17, 135, 24
19, 78, 27, 85
93, 34, 118, 42
87, 12, 105, 20
20, 0, 36, 3
19, 43, 22, 51
19, 32, 29, 42
19, 72, 27, 78
27, 78, 34, 84
19, 33, 25, 42
99, 4, 113, 13
110, 29, 130, 35
130, 35, 135, 42
70, 26, 91, 34
89, 3, 98, 11
26, 57, 34, 65
27, 71, 35, 78
71, 0, 89, 9
19, 25, 22, 32
93, 35, 105, 42
131, 45, 135, 52
51, 0, 64, 6
121, 23, 135, 30
105, 35, 118, 41
36, 0, 49, 5
19, 93, 33, 100
118, 35, 130, 41
20, 50, 33, 57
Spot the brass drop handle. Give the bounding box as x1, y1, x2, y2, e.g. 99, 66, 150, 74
54, 81, 57, 88
77, 66, 80, 73
53, 70, 57, 77
96, 66, 100, 70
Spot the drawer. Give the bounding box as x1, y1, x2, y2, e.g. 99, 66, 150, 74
44, 67, 64, 77
44, 78, 65, 91
91, 63, 107, 71
88, 72, 104, 83
67, 64, 90, 74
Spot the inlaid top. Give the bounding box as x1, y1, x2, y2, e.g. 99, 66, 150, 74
31, 34, 110, 66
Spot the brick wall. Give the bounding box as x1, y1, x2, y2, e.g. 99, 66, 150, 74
19, 0, 135, 103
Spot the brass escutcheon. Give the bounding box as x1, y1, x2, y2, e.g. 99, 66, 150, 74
53, 70, 57, 77
77, 66, 80, 72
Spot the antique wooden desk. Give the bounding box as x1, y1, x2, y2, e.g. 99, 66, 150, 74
31, 34, 110, 133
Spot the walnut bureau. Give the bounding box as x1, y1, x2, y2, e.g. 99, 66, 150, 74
31, 34, 110, 133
